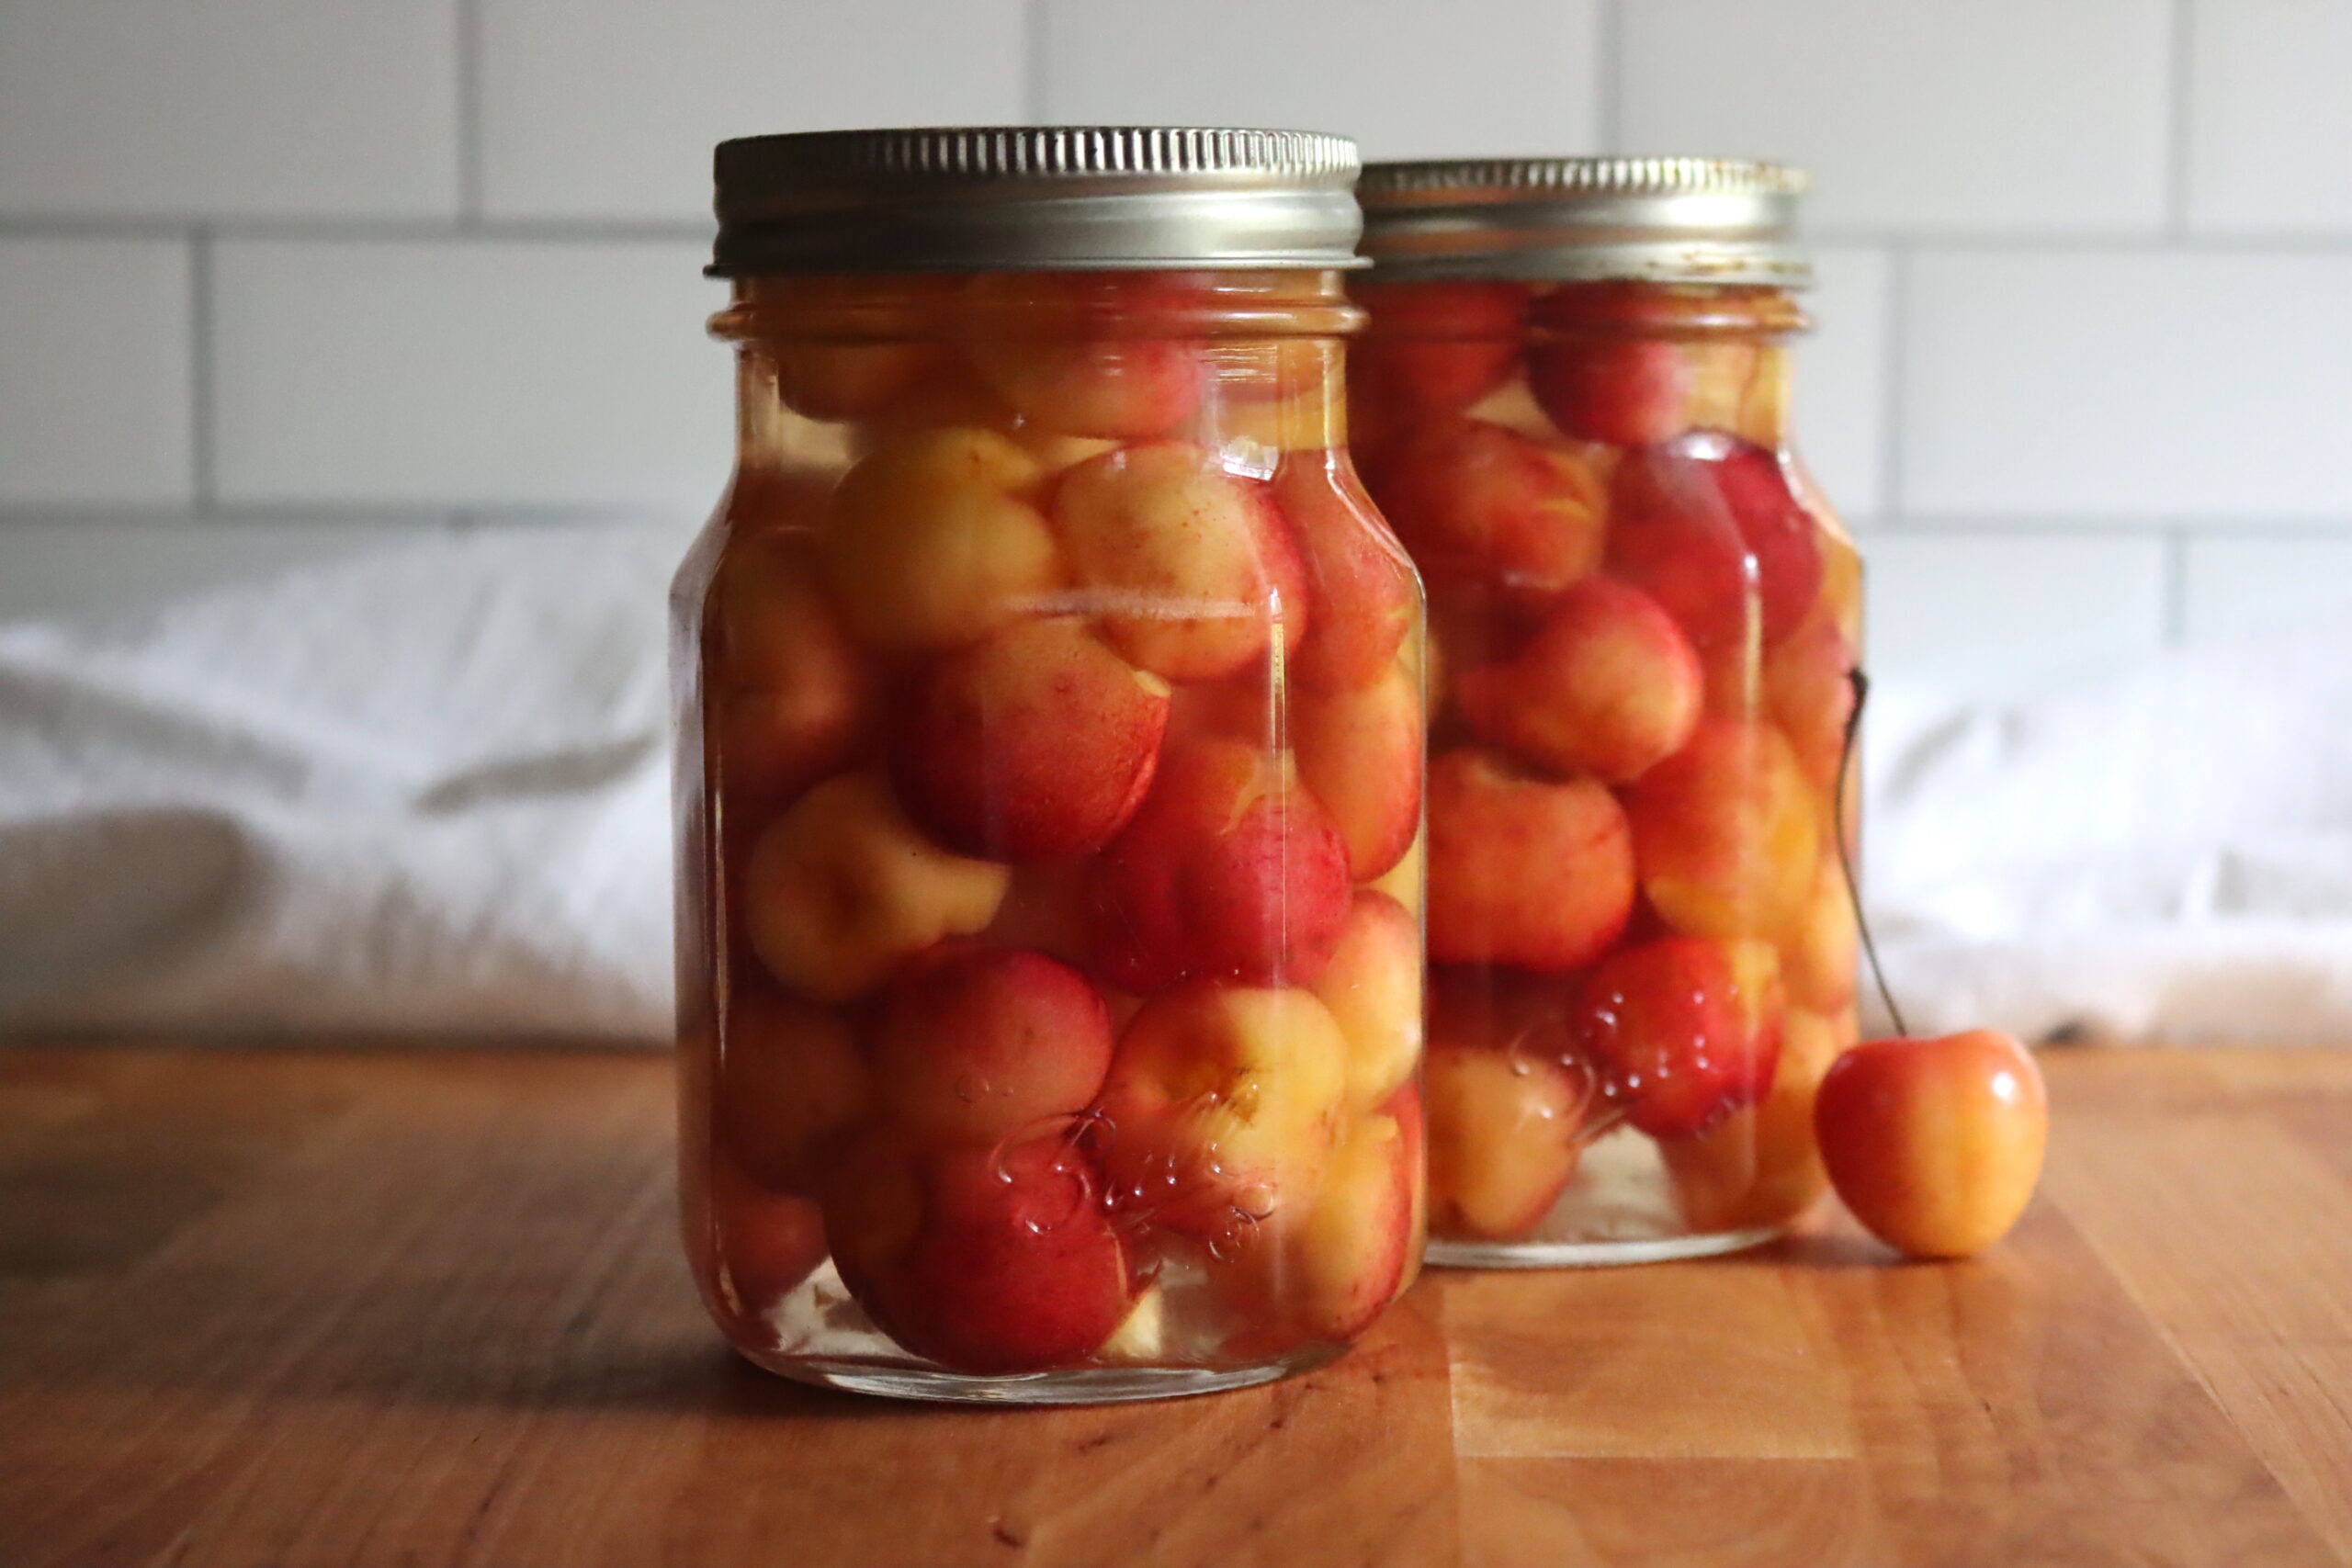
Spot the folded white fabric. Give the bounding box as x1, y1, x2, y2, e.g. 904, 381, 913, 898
1862, 634, 2352, 1043
0, 525, 689, 1041
3, 524, 2347, 1044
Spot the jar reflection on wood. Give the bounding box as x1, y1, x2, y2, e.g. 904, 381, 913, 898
672, 129, 1429, 1401
1349, 159, 1861, 1267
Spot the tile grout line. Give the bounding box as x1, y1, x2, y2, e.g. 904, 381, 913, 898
1788, 230, 2352, 253
455, 0, 486, 224
2161, 526, 2192, 645
1877, 243, 1910, 525
2165, 0, 2197, 238
1594, 0, 1626, 151
0, 215, 715, 243
15, 503, 2345, 534
0, 503, 663, 528
1826, 514, 2352, 537
188, 227, 217, 513
1021, 0, 1049, 122
8, 215, 2351, 254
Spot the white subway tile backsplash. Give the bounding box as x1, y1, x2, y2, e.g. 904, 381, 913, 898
1035, 0, 1601, 160
479, 0, 1027, 221
0, 239, 194, 507
0, 518, 433, 624
0, 0, 459, 220
1902, 251, 2352, 519
2187, 1, 2352, 233
0, 0, 2346, 634
1618, 0, 2173, 232
1792, 246, 1890, 521
1860, 530, 2169, 696
2181, 536, 2352, 643
210, 241, 731, 510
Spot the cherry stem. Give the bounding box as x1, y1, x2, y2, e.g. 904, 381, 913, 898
1835, 666, 1909, 1039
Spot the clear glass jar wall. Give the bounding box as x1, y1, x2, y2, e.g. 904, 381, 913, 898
673, 265, 1430, 1398
1351, 261, 1861, 1266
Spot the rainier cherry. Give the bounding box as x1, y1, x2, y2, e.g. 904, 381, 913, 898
1815, 1030, 2048, 1258
1573, 938, 1783, 1139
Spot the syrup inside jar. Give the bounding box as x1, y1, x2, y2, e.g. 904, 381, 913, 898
1351, 160, 1861, 1267
673, 140, 1430, 1404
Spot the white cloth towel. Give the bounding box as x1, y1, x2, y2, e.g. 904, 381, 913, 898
0, 525, 686, 1040
3, 523, 2347, 1043
1861, 636, 2352, 1043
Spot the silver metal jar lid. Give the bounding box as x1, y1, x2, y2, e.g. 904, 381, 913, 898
1356, 157, 1811, 287
710, 127, 1366, 276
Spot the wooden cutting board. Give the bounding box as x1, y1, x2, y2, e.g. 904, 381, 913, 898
3, 1044, 2347, 1567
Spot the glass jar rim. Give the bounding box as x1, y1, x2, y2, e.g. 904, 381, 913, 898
708, 270, 1366, 344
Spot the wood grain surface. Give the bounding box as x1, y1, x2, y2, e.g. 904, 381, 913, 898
3, 1044, 2347, 1568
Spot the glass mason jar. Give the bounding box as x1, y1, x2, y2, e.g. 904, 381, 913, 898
1349, 160, 1860, 1267
673, 128, 1430, 1402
